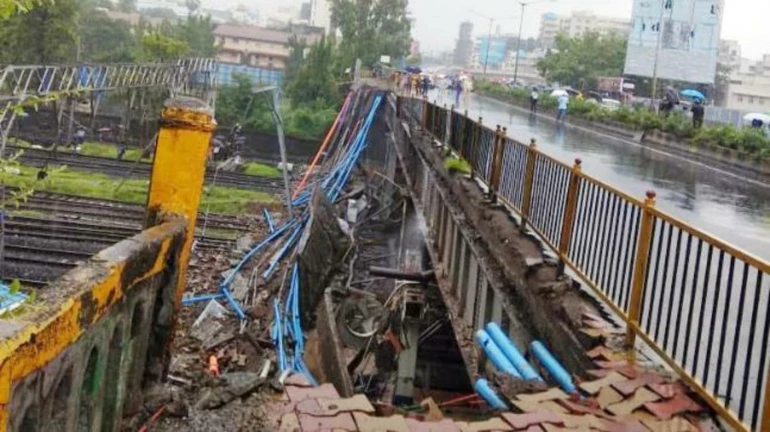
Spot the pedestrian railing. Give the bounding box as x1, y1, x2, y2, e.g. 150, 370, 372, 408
398, 96, 770, 431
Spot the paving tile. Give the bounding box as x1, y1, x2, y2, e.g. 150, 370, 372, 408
581, 328, 610, 339
641, 417, 698, 432
644, 393, 703, 420
315, 395, 375, 416
286, 374, 314, 387
456, 417, 514, 432
579, 371, 628, 395
595, 360, 630, 369
287, 383, 340, 402
405, 418, 461, 432
587, 346, 613, 358
607, 388, 660, 416
280, 413, 301, 432
555, 413, 607, 430
295, 399, 323, 415
353, 413, 410, 432
596, 386, 624, 410
542, 425, 591, 432
588, 369, 611, 378
612, 373, 665, 396
500, 410, 563, 429
516, 388, 569, 403
614, 364, 642, 379
583, 312, 606, 322
584, 319, 610, 329
648, 382, 688, 399
298, 412, 357, 431
600, 417, 649, 432
556, 399, 607, 417
520, 426, 546, 432
512, 399, 568, 414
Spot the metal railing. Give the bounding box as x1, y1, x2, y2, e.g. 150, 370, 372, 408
398, 96, 770, 431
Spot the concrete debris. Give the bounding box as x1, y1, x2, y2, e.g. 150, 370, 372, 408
193, 299, 229, 328
195, 372, 266, 410
219, 270, 250, 301
235, 234, 255, 253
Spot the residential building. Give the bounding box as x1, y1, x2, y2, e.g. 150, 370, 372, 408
213, 23, 324, 87
539, 11, 631, 49
453, 21, 474, 68
726, 73, 770, 111
718, 40, 742, 73
308, 0, 332, 35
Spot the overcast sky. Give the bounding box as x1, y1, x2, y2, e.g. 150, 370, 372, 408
408, 0, 769, 60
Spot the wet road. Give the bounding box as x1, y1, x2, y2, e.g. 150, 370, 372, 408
430, 90, 770, 260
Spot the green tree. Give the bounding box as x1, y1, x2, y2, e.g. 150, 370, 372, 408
141, 7, 177, 20
537, 32, 627, 90
173, 15, 218, 57
0, 0, 78, 63
0, 0, 43, 19
79, 9, 138, 62
330, 0, 411, 69
285, 35, 307, 87
286, 35, 339, 108
140, 33, 189, 61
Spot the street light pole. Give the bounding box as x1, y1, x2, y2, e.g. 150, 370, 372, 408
650, 0, 666, 106
512, 0, 555, 85
512, 6, 526, 85
484, 18, 493, 75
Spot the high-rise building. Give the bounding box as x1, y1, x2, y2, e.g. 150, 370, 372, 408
539, 11, 631, 49
454, 21, 474, 67
308, 0, 332, 35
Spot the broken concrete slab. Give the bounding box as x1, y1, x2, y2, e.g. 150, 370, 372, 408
195, 372, 265, 410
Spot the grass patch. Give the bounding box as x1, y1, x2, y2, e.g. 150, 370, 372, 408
0, 164, 275, 215
443, 157, 472, 175
243, 162, 282, 177
78, 142, 151, 162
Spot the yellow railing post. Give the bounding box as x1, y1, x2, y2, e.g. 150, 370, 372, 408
519, 138, 537, 231
557, 158, 582, 273
625, 190, 657, 349
489, 126, 506, 203
146, 96, 215, 350
762, 377, 770, 431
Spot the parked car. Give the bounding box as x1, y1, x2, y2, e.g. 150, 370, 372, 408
601, 98, 622, 111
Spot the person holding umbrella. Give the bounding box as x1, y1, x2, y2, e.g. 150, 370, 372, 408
691, 99, 705, 129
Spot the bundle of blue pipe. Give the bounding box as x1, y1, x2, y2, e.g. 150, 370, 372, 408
473, 322, 578, 408
184, 88, 385, 384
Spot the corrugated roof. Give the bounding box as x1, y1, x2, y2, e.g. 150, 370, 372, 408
214, 24, 323, 45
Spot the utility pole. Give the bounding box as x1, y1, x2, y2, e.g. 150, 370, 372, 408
513, 0, 556, 85
650, 0, 666, 107
484, 18, 493, 75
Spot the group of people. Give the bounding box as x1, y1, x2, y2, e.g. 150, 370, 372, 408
528, 88, 569, 122
392, 70, 474, 108
393, 71, 431, 97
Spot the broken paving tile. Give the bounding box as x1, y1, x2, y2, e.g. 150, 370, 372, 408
353, 413, 410, 432
587, 346, 612, 358
513, 400, 567, 414
501, 410, 563, 429
600, 417, 649, 432
285, 374, 313, 387
595, 360, 630, 369
516, 387, 569, 403
405, 418, 461, 432
555, 413, 606, 430
607, 388, 660, 416
579, 371, 628, 395
280, 413, 301, 432
648, 382, 687, 399
612, 373, 665, 396
286, 383, 340, 402
587, 369, 611, 379
315, 394, 375, 415
556, 399, 607, 418
298, 412, 357, 431
644, 393, 703, 420
596, 386, 624, 410
641, 417, 698, 432
456, 417, 514, 432
542, 425, 591, 432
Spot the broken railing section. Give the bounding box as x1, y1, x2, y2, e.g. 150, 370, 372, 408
400, 96, 770, 431
0, 96, 214, 431
202, 88, 385, 388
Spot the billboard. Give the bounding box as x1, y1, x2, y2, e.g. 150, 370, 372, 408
477, 38, 509, 68
624, 0, 724, 84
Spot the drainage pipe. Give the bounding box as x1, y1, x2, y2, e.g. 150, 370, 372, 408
530, 340, 577, 394
485, 322, 542, 382
475, 330, 521, 378
474, 378, 508, 410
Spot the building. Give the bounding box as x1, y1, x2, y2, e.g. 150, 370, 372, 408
718, 40, 742, 73
453, 21, 474, 68
308, 0, 332, 35
213, 23, 324, 87
539, 11, 631, 48
726, 73, 770, 111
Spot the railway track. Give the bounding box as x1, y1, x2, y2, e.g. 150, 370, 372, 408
8, 145, 286, 192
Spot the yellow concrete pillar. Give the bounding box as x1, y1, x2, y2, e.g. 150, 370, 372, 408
146, 96, 215, 331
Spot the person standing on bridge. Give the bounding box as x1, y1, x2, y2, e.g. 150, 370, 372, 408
530, 88, 540, 113
556, 93, 569, 122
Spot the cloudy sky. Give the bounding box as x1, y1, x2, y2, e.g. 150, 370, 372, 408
408, 0, 769, 60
